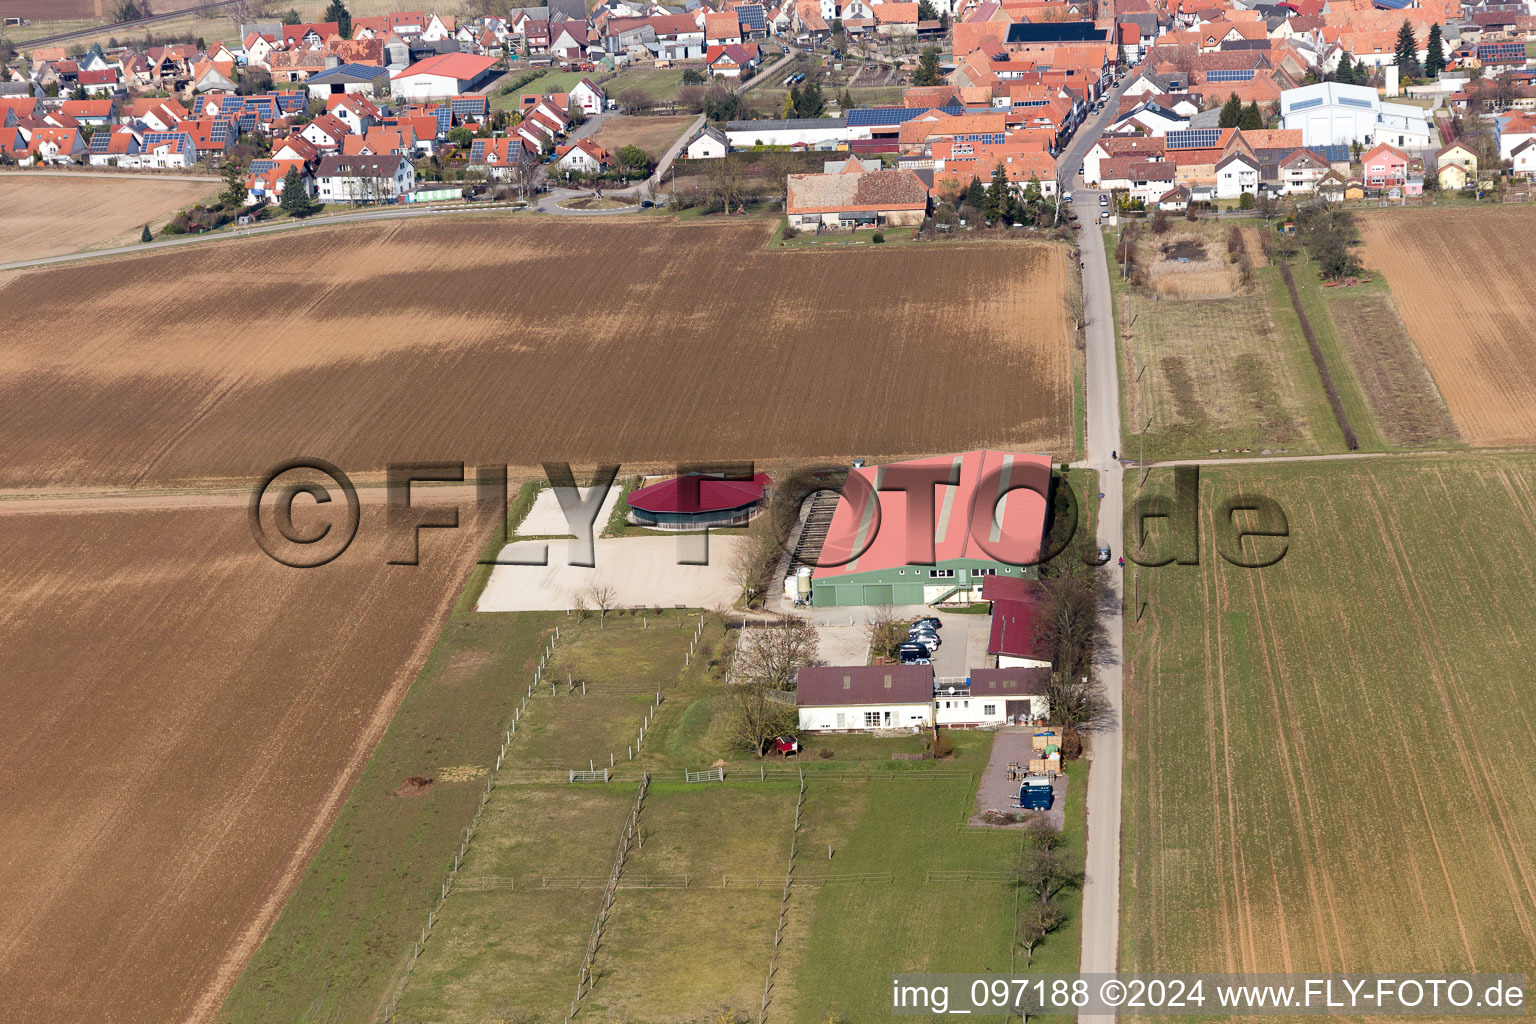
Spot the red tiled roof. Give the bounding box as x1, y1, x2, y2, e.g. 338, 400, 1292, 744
392, 52, 498, 81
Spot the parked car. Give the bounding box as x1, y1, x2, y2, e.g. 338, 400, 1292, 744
907, 630, 939, 650
1099, 193, 1108, 205
1063, 192, 1073, 203
912, 616, 942, 630
1099, 209, 1110, 220
897, 642, 932, 665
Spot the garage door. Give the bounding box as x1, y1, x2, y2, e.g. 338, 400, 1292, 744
862, 584, 894, 605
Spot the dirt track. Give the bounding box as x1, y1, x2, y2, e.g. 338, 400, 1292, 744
0, 504, 485, 1024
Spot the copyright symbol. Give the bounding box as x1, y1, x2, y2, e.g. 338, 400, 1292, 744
248, 458, 360, 568
1101, 979, 1127, 1007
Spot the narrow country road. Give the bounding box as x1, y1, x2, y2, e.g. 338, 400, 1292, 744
1054, 69, 1134, 1018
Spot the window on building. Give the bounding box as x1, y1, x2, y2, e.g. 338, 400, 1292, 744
984, 704, 996, 716
863, 711, 880, 727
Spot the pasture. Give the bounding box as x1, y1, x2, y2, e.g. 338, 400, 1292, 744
1357, 207, 1536, 447
227, 600, 1086, 1023
1122, 455, 1536, 979
0, 173, 216, 262
0, 217, 1075, 490
0, 501, 489, 1024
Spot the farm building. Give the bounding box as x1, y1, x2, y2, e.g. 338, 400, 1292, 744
625, 471, 771, 530
808, 450, 1052, 608
391, 53, 500, 100
724, 115, 855, 149
305, 63, 392, 99
981, 576, 1052, 669
1280, 82, 1431, 149
785, 160, 929, 228
934, 668, 1050, 727
796, 664, 935, 732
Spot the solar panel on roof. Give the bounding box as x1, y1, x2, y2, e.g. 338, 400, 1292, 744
1166, 128, 1220, 149
847, 105, 963, 126
249, 158, 276, 173
1289, 96, 1323, 111
1338, 95, 1374, 109
738, 3, 765, 30
89, 132, 112, 153
1207, 68, 1255, 82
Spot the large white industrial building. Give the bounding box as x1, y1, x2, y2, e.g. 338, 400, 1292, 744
1280, 82, 1432, 149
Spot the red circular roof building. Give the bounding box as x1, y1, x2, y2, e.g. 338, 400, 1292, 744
626, 472, 772, 530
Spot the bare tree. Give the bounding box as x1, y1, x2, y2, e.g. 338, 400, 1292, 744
1016, 900, 1065, 965
1032, 569, 1110, 684
1017, 827, 1082, 906
727, 514, 783, 608
511, 143, 541, 200
582, 580, 618, 619
865, 603, 907, 663
704, 155, 747, 213
736, 616, 819, 690
724, 684, 798, 757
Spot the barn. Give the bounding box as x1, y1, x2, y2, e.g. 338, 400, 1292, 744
796, 664, 935, 732
391, 53, 500, 100
625, 472, 771, 530
808, 450, 1052, 608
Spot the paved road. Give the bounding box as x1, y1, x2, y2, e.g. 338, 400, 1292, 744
1059, 69, 1134, 1018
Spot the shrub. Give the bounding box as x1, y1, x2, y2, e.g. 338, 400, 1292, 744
926, 732, 954, 758
781, 222, 799, 240
817, 747, 834, 759
871, 231, 885, 243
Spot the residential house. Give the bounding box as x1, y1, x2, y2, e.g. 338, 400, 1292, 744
795, 665, 936, 732
1278, 147, 1330, 193
706, 43, 760, 78
314, 152, 415, 203
934, 668, 1050, 728
123, 97, 187, 131
300, 112, 353, 151
469, 135, 537, 179
1511, 138, 1536, 181
1215, 149, 1261, 198
567, 78, 606, 115
77, 68, 120, 96
136, 130, 197, 169
548, 21, 591, 62
1436, 140, 1478, 189
704, 10, 743, 46
61, 99, 116, 125
554, 137, 611, 173
26, 126, 85, 165
245, 157, 312, 205
1361, 141, 1408, 189
326, 93, 382, 134
87, 126, 141, 166
686, 125, 729, 158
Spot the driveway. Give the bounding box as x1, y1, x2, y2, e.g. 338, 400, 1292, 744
971, 729, 1068, 830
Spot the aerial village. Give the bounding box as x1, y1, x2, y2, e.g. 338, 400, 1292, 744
2, 0, 1534, 225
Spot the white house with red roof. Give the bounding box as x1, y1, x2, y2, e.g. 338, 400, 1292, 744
567, 77, 607, 115
300, 113, 352, 152
25, 127, 85, 165
392, 53, 500, 99
245, 158, 313, 205
554, 137, 612, 174
706, 43, 760, 77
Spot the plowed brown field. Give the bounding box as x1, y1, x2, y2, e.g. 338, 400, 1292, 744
0, 174, 217, 262
0, 218, 1074, 489
1357, 207, 1536, 446
0, 501, 486, 1024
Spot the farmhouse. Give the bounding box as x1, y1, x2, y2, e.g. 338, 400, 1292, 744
785, 161, 929, 228
625, 472, 771, 530
796, 665, 935, 732
809, 450, 1052, 607
305, 63, 392, 99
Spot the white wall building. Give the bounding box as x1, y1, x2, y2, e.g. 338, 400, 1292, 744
796, 665, 934, 732
724, 116, 857, 148
314, 153, 415, 203
1280, 81, 1431, 149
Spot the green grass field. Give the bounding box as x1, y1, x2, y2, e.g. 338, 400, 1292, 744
1121, 455, 1536, 980
604, 67, 687, 105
